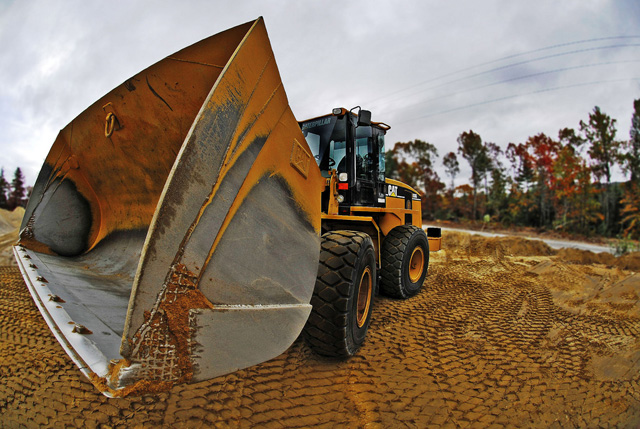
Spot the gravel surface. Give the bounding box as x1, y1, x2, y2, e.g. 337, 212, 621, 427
1, 231, 639, 427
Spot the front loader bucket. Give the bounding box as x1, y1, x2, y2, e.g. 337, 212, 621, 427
14, 17, 324, 397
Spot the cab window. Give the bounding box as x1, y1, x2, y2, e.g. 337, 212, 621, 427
301, 115, 347, 177
355, 126, 374, 181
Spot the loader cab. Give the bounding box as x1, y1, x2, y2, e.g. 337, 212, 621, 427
300, 108, 388, 214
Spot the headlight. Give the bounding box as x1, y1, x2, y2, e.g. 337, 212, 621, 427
338, 172, 348, 182
336, 194, 345, 203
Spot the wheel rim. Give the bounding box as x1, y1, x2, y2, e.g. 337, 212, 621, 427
408, 246, 425, 283
356, 267, 372, 328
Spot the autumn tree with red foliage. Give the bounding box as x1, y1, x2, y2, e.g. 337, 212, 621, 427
386, 102, 637, 241
552, 134, 599, 234
528, 134, 561, 227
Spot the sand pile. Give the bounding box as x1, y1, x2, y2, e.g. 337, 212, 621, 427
0, 208, 24, 266
555, 248, 640, 272
555, 248, 616, 266
444, 230, 555, 258
1, 231, 639, 426
616, 252, 640, 271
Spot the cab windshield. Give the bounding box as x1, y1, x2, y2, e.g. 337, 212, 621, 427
300, 115, 347, 177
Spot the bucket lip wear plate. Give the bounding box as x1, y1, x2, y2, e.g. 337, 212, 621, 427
13, 245, 115, 393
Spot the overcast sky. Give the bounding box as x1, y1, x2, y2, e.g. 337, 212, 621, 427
1, 0, 639, 187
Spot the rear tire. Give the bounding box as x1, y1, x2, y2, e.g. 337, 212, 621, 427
381, 225, 429, 299
303, 231, 376, 357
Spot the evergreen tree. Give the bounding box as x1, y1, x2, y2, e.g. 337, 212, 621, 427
620, 99, 640, 238
626, 99, 640, 184
457, 130, 489, 220
487, 167, 508, 220
506, 142, 535, 192
483, 142, 503, 198
442, 152, 460, 191
580, 106, 622, 235
7, 167, 26, 210
0, 168, 8, 209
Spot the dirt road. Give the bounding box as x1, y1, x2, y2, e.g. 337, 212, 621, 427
1, 231, 639, 427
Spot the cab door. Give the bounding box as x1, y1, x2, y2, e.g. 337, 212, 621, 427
354, 125, 376, 206
373, 127, 387, 207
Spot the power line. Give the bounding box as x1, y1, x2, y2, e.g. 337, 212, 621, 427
389, 59, 640, 115
397, 77, 640, 125
421, 44, 640, 93
367, 36, 640, 106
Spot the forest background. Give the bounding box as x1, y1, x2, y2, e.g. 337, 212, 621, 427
386, 98, 640, 251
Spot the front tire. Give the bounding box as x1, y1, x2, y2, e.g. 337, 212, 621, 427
381, 225, 429, 299
303, 231, 376, 357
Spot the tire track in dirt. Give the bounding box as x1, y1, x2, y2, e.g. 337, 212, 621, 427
1, 232, 639, 427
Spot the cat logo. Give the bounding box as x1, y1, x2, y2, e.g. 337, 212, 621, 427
387, 185, 398, 197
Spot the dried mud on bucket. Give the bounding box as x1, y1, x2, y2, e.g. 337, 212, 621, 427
1, 232, 639, 427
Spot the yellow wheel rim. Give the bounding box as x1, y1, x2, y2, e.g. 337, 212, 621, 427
356, 267, 372, 328
409, 246, 425, 283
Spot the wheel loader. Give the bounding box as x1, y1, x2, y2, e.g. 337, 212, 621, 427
13, 17, 441, 397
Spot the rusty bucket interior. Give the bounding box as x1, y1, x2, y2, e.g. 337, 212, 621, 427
14, 17, 324, 396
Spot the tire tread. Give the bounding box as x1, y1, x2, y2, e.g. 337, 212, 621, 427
303, 230, 374, 357
380, 225, 429, 299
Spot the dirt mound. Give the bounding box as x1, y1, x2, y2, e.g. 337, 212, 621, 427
496, 236, 555, 256
444, 231, 555, 258
0, 207, 23, 233
2, 233, 639, 426
0, 208, 23, 266
616, 252, 640, 272
554, 248, 640, 271
555, 247, 617, 266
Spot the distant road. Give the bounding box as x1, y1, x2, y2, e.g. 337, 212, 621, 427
426, 226, 614, 255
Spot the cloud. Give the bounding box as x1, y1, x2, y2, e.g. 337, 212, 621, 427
0, 0, 637, 188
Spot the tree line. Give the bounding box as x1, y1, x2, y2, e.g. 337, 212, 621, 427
0, 167, 28, 211
386, 99, 640, 239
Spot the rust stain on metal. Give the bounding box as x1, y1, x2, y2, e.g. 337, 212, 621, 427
48, 294, 65, 303
72, 324, 92, 335
18, 235, 55, 256
121, 263, 213, 393
90, 367, 174, 398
